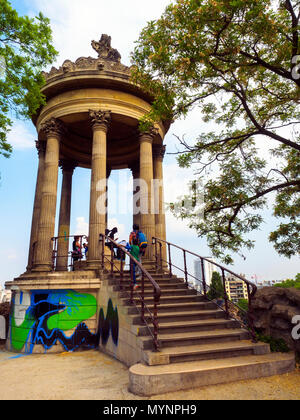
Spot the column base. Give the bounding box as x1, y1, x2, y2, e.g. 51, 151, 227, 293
31, 264, 53, 273
86, 259, 101, 270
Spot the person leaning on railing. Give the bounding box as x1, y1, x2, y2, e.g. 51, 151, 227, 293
125, 238, 141, 291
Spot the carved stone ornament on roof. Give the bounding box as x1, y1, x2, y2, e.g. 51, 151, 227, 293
91, 34, 121, 62
43, 35, 130, 81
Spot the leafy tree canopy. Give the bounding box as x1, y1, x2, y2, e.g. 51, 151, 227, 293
131, 0, 300, 264
0, 0, 57, 158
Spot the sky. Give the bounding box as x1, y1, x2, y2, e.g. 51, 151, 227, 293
0, 0, 299, 286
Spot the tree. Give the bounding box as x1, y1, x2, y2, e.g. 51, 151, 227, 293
0, 0, 57, 158
207, 271, 224, 300
274, 272, 300, 288
131, 0, 300, 264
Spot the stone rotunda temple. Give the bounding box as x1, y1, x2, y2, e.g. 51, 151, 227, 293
4, 36, 295, 396
27, 34, 170, 273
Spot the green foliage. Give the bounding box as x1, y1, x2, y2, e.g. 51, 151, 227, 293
0, 0, 57, 158
131, 0, 300, 264
256, 333, 290, 353
207, 271, 224, 300
237, 298, 249, 312
274, 273, 300, 289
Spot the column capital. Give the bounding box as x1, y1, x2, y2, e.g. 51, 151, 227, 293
59, 159, 77, 173
40, 117, 65, 139
153, 144, 166, 160
35, 140, 46, 157
89, 110, 111, 132
139, 126, 158, 143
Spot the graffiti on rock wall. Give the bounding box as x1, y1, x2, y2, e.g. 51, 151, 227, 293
98, 298, 119, 346
10, 290, 98, 353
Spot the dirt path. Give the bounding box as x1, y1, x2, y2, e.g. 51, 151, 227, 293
0, 348, 299, 400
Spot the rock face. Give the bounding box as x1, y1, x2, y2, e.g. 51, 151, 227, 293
250, 287, 300, 354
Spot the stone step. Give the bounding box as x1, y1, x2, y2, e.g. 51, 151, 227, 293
140, 328, 250, 350
127, 301, 217, 315
129, 352, 295, 396
130, 309, 227, 325
118, 288, 198, 298
113, 282, 189, 292
137, 318, 240, 336
145, 340, 270, 365
124, 294, 206, 306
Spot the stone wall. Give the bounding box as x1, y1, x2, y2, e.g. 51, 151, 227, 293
250, 287, 300, 354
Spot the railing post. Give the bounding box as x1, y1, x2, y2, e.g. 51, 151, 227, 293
153, 290, 159, 351
200, 258, 207, 297
168, 243, 172, 278
159, 242, 163, 272
110, 244, 114, 277
141, 271, 145, 323
222, 268, 229, 319
154, 238, 158, 272
120, 249, 124, 289
100, 234, 105, 270
247, 283, 257, 342
130, 260, 134, 304
183, 250, 188, 284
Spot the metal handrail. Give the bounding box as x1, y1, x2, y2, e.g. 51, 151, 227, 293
51, 235, 88, 270
153, 236, 257, 341
100, 234, 161, 350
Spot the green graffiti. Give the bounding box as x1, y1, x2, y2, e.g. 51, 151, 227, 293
47, 290, 97, 331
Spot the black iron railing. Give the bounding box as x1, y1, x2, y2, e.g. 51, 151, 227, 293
153, 237, 257, 341
51, 235, 88, 270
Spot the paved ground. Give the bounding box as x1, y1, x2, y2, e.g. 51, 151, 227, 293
0, 347, 299, 400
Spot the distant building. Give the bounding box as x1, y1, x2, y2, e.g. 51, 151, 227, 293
0, 285, 11, 303
225, 274, 249, 304
255, 279, 283, 289
193, 258, 216, 292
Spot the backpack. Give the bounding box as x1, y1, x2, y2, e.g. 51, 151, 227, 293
129, 230, 138, 245
138, 231, 148, 249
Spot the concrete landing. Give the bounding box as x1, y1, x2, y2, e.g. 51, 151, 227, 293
129, 352, 295, 396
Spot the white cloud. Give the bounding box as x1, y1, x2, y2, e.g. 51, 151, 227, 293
27, 0, 171, 68
75, 216, 88, 236
7, 121, 35, 150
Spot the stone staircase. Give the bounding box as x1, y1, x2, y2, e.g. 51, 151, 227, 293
109, 261, 295, 396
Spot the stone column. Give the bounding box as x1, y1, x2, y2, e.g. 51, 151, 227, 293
32, 118, 64, 272
26, 140, 46, 272
139, 128, 157, 260
131, 162, 140, 229
56, 160, 76, 271
88, 110, 111, 269
153, 144, 167, 263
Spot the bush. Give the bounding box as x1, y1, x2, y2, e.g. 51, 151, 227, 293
256, 333, 290, 353
274, 273, 300, 289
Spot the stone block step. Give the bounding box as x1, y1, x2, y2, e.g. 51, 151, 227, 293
130, 309, 226, 325
140, 328, 250, 350
127, 301, 217, 315
113, 282, 189, 292
145, 340, 270, 365
129, 352, 295, 396
125, 294, 206, 306
137, 318, 240, 336
118, 288, 198, 298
